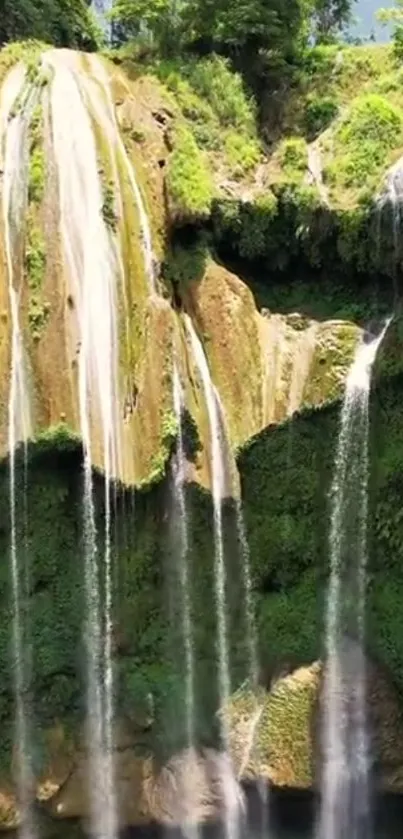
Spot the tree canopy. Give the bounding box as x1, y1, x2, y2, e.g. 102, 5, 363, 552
111, 0, 356, 65
311, 0, 355, 42
0, 0, 100, 49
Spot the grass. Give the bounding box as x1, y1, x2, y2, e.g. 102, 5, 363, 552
152, 54, 261, 180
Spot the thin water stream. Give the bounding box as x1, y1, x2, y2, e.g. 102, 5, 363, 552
319, 321, 390, 839
185, 315, 243, 839
1, 64, 36, 839
172, 365, 195, 753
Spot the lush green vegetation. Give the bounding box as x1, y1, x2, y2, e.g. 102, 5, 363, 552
324, 94, 403, 197
111, 0, 357, 91
0, 0, 100, 49
26, 101, 49, 340
238, 364, 403, 696
166, 123, 213, 221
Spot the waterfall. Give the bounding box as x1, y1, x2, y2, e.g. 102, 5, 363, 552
318, 320, 390, 839
184, 315, 242, 839
378, 159, 403, 272
91, 0, 113, 40
171, 364, 198, 835
46, 52, 120, 839
84, 54, 157, 294
1, 64, 36, 837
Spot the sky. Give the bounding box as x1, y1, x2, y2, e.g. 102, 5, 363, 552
352, 0, 393, 40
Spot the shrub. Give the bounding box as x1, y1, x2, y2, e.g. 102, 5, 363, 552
339, 95, 402, 147
224, 132, 260, 177
185, 55, 257, 135
166, 124, 213, 222
278, 137, 308, 178
325, 95, 403, 191
304, 95, 339, 138
393, 25, 403, 63
163, 238, 208, 289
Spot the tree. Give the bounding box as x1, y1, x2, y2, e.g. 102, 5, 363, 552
377, 1, 403, 60
110, 0, 182, 51
311, 0, 356, 42
0, 0, 99, 49
112, 0, 307, 65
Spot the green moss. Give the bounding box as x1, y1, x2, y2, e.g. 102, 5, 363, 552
166, 124, 213, 222
101, 179, 118, 230
31, 423, 81, 454
26, 100, 49, 341
26, 222, 45, 291
28, 297, 50, 341
28, 105, 45, 204
264, 662, 318, 785
303, 323, 359, 407
140, 409, 178, 488
0, 40, 46, 85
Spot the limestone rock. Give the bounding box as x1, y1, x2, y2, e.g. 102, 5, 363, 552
148, 748, 245, 826
224, 657, 403, 793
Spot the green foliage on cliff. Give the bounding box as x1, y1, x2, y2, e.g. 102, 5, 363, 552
101, 180, 118, 231
166, 124, 213, 222
26, 101, 49, 341
152, 55, 261, 180
237, 364, 403, 700
28, 105, 45, 204
112, 0, 356, 94
0, 0, 100, 50
324, 94, 403, 196
278, 137, 309, 183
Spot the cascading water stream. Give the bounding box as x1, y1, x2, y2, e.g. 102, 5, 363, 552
1, 64, 36, 838
46, 52, 120, 839
318, 320, 390, 839
378, 160, 403, 272
184, 315, 241, 839
214, 395, 267, 835
91, 0, 113, 39
84, 54, 157, 294
171, 364, 199, 835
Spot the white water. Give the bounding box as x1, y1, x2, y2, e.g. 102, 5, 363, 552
319, 321, 390, 839
46, 52, 119, 839
172, 364, 198, 837
378, 159, 403, 270
184, 315, 241, 839
287, 323, 318, 418
91, 0, 113, 39
1, 65, 35, 838
85, 54, 157, 293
